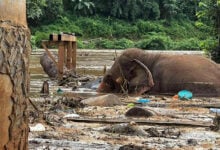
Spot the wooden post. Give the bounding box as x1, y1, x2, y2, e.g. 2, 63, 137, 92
58, 42, 65, 80
67, 41, 73, 69
72, 41, 77, 69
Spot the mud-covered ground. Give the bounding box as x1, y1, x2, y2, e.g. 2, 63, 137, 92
28, 49, 220, 150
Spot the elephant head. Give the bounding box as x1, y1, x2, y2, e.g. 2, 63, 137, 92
97, 53, 154, 95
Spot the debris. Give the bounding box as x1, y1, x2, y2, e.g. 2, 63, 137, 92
81, 94, 121, 107
119, 144, 149, 150
187, 139, 198, 146
137, 98, 151, 104
178, 90, 193, 100
30, 123, 46, 132
79, 77, 102, 90
127, 103, 135, 108
103, 123, 148, 136
145, 127, 181, 138
210, 108, 220, 114
40, 80, 49, 96
125, 107, 154, 118
67, 117, 212, 127
172, 94, 179, 100
57, 88, 64, 94
63, 114, 80, 118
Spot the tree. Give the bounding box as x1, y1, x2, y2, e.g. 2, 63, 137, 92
0, 0, 31, 149
71, 0, 95, 16
27, 0, 46, 25
197, 0, 220, 62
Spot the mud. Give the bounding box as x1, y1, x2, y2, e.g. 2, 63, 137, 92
28, 49, 220, 150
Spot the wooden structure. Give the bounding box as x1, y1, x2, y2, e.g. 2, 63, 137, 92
42, 33, 77, 80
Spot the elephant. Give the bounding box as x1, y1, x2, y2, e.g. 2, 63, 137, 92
97, 48, 220, 97
40, 52, 58, 78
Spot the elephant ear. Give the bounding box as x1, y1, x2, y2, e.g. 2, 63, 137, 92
132, 59, 154, 88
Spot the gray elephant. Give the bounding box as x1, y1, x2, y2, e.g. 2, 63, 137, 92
97, 48, 220, 97
40, 52, 58, 78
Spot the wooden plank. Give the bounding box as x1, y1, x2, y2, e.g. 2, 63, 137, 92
50, 34, 76, 42
72, 41, 77, 69
67, 117, 213, 127
131, 103, 220, 109
58, 42, 65, 80
66, 41, 72, 69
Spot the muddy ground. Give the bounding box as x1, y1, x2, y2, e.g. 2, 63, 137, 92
28, 49, 220, 150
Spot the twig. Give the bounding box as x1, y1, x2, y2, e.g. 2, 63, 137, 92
28, 98, 41, 112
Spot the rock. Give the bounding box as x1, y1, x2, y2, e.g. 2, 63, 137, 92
81, 94, 121, 107
119, 144, 149, 150
125, 107, 154, 118
103, 123, 147, 136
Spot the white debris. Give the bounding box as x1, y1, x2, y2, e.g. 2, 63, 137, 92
30, 123, 46, 132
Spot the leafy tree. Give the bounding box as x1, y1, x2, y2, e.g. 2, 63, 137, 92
197, 0, 220, 62
71, 0, 95, 15
159, 0, 179, 20
27, 0, 46, 21
43, 0, 63, 22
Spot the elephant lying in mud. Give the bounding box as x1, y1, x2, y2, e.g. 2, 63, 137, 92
97, 48, 220, 97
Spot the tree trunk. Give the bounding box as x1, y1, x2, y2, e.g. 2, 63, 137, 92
0, 0, 30, 149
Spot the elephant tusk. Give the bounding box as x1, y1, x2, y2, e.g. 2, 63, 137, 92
133, 59, 154, 87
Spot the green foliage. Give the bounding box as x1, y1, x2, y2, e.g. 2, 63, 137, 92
75, 18, 112, 37
135, 33, 172, 50
173, 38, 200, 50
27, 0, 46, 20
43, 0, 63, 22
96, 38, 134, 49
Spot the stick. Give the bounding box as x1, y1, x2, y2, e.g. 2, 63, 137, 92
67, 117, 212, 127
28, 98, 40, 112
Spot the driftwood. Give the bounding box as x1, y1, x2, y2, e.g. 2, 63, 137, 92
67, 117, 212, 127
129, 102, 220, 108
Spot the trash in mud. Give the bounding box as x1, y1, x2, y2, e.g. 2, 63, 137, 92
30, 123, 46, 132
178, 90, 193, 100
136, 98, 151, 104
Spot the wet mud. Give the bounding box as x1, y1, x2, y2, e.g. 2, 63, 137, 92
29, 49, 220, 150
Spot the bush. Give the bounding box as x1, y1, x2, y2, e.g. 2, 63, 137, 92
135, 33, 172, 50
96, 38, 134, 49
173, 38, 200, 50
75, 18, 112, 37
112, 22, 139, 39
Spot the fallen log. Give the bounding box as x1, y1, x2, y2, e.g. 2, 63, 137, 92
67, 117, 212, 127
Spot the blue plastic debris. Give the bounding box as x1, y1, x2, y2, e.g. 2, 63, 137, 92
210, 108, 220, 114
137, 98, 151, 104
57, 88, 64, 94
178, 90, 193, 100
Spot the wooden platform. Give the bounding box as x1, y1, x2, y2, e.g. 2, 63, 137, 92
42, 33, 77, 80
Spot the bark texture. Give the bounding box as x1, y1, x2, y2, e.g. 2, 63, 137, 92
0, 21, 31, 150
